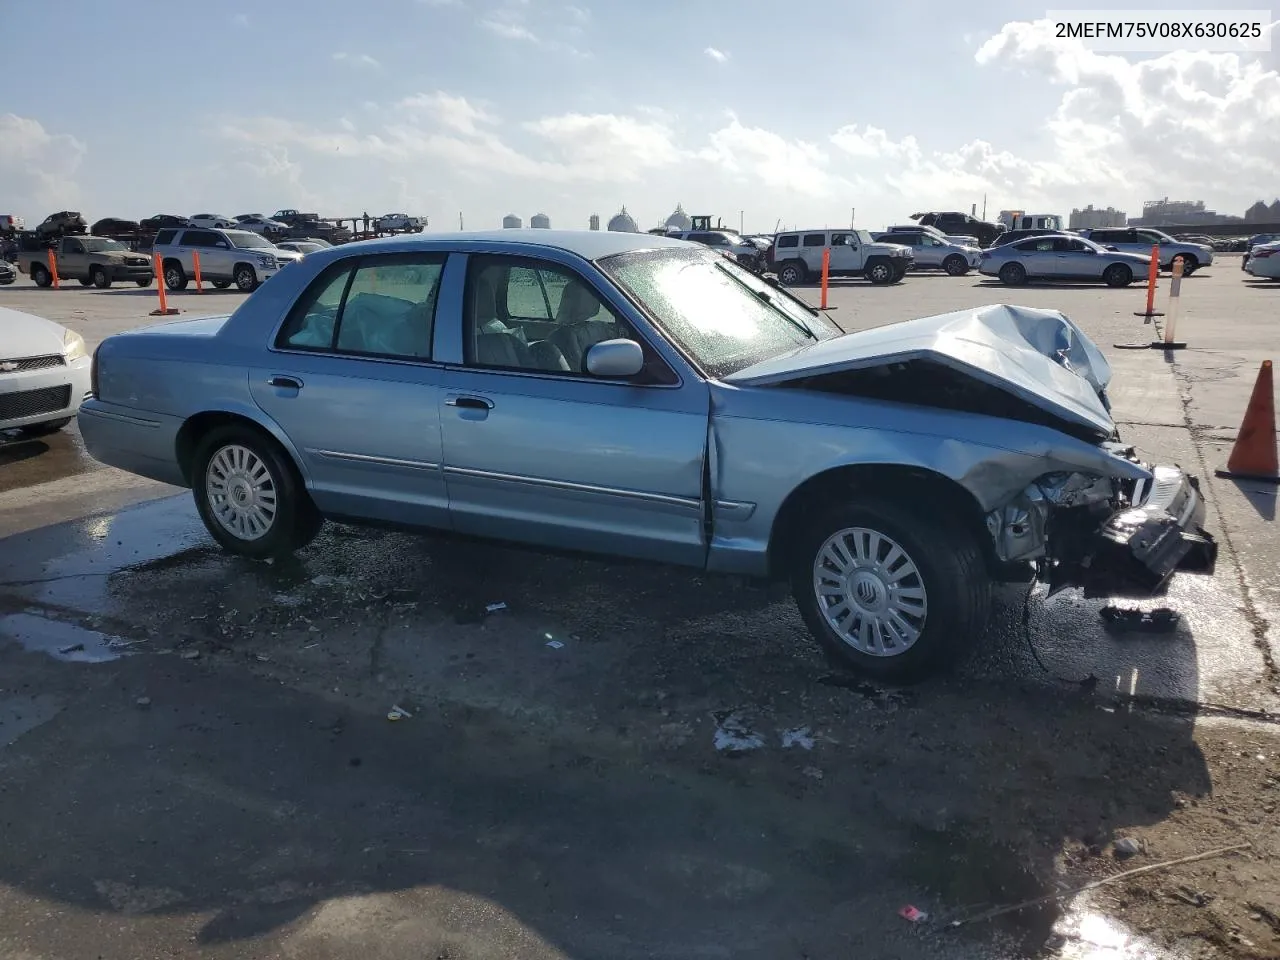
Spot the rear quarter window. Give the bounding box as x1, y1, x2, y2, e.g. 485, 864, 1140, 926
153, 229, 177, 246
775, 235, 798, 249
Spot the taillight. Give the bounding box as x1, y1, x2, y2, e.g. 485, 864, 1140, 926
1255, 249, 1273, 258
90, 343, 100, 399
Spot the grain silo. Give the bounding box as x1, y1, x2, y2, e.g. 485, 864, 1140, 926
588, 213, 600, 231
530, 212, 551, 229
664, 203, 691, 232
607, 206, 639, 232
502, 214, 522, 229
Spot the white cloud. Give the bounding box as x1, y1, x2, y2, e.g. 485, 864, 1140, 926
480, 18, 539, 41
399, 91, 496, 135
0, 114, 86, 213
332, 51, 381, 68
525, 113, 683, 179
704, 47, 729, 63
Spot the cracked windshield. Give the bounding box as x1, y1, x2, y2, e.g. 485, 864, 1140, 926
0, 3, 1276, 959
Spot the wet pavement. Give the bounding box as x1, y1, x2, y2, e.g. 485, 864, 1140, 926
0, 267, 1277, 958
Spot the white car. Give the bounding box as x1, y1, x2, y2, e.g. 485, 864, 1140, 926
188, 213, 237, 229
1244, 240, 1280, 279
235, 215, 289, 235
0, 305, 92, 437
376, 213, 425, 232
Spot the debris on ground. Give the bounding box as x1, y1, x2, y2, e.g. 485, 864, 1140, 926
780, 726, 815, 750
485, 601, 507, 613
134, 697, 151, 709
58, 642, 84, 654
179, 649, 201, 660
1100, 606, 1180, 632
387, 704, 412, 721
898, 905, 929, 923
545, 639, 564, 649
712, 712, 764, 755
1113, 837, 1143, 859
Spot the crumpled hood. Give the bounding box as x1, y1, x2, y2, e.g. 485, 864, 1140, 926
724, 303, 1114, 435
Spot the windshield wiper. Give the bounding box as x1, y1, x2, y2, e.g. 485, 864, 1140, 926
714, 263, 818, 340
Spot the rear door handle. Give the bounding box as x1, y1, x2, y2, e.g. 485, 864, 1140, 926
445, 395, 494, 411
268, 375, 303, 389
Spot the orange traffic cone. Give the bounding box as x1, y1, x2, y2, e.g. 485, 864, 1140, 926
1215, 360, 1278, 484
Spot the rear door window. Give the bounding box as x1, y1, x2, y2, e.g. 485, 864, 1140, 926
802, 233, 827, 247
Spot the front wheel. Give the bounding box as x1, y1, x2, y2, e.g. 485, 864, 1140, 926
192, 426, 323, 559
790, 497, 991, 683
776, 260, 807, 285
135, 277, 153, 287
865, 259, 895, 285
92, 266, 111, 289
31, 264, 52, 287
234, 264, 258, 292
211, 279, 231, 290
164, 261, 188, 290
1103, 263, 1133, 287
943, 254, 969, 276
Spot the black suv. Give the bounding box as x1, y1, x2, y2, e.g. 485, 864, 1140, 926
910, 211, 1005, 247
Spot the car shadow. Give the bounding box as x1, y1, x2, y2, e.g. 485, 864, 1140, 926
0, 436, 49, 465
1242, 279, 1280, 289
0, 495, 1215, 956
973, 278, 1140, 290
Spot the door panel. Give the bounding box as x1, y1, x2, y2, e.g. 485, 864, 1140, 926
439, 253, 709, 566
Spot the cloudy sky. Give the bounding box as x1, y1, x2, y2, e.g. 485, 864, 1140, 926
3, 0, 1278, 233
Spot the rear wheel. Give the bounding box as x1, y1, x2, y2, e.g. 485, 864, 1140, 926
1173, 254, 1198, 276
135, 277, 153, 287
790, 497, 991, 683
777, 260, 808, 285
865, 259, 895, 285
998, 262, 1027, 286
211, 279, 231, 290
234, 264, 258, 292
943, 254, 969, 276
91, 266, 111, 289
31, 264, 52, 287
191, 426, 324, 559
78, 277, 93, 287
164, 261, 188, 290
1103, 263, 1133, 287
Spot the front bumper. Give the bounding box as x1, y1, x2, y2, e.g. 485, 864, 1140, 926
1057, 465, 1217, 597
0, 356, 92, 430
106, 264, 155, 281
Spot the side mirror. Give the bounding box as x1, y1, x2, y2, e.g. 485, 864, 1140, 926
1105, 245, 1119, 252
216, 241, 229, 248
585, 338, 644, 378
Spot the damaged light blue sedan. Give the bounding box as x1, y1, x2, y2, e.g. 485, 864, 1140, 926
78, 231, 1217, 682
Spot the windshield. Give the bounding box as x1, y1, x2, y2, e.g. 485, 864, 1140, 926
82, 238, 127, 253
226, 231, 274, 249
289, 242, 323, 254
599, 248, 835, 378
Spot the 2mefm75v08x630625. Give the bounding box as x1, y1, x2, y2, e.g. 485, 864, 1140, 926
1045, 9, 1273, 52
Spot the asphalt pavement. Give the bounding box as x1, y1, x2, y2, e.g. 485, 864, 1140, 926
1, 263, 1277, 959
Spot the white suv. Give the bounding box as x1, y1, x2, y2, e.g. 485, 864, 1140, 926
768, 229, 913, 285
152, 227, 302, 292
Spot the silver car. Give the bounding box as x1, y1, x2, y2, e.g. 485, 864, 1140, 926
152, 227, 303, 292
1077, 227, 1213, 274
979, 234, 1151, 286
77, 230, 1216, 683
872, 230, 980, 275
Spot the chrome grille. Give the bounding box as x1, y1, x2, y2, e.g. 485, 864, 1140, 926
0, 354, 65, 374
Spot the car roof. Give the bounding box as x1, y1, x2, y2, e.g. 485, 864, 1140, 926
339, 229, 690, 260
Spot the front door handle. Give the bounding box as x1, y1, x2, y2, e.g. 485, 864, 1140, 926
445, 395, 494, 411
268, 375, 303, 389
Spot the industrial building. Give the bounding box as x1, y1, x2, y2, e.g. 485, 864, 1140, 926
1069, 205, 1127, 230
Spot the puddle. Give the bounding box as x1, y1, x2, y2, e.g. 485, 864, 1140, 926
1051, 894, 1180, 958
0, 611, 137, 663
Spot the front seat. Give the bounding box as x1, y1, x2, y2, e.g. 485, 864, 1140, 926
550, 279, 619, 371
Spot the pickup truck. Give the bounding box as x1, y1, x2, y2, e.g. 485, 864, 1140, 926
18, 235, 154, 288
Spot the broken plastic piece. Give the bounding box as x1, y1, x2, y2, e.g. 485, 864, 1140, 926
546, 640, 564, 649
1100, 606, 1179, 632
485, 601, 507, 613
898, 905, 928, 923
387, 705, 412, 721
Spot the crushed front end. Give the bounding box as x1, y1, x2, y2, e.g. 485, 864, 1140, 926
987, 444, 1218, 597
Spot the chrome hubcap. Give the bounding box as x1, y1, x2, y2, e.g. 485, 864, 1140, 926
812, 526, 928, 657
206, 444, 276, 541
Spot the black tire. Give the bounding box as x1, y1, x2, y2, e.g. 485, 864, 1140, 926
790, 497, 991, 683
77, 277, 93, 287
1103, 263, 1133, 288
998, 261, 1027, 286
135, 277, 153, 287
1173, 254, 1198, 276
211, 279, 231, 290
91, 266, 111, 289
942, 254, 969, 276
164, 260, 188, 291
234, 264, 258, 292
891, 266, 906, 282
191, 425, 324, 560
865, 259, 895, 285
18, 417, 72, 437
777, 260, 808, 285
31, 264, 52, 288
